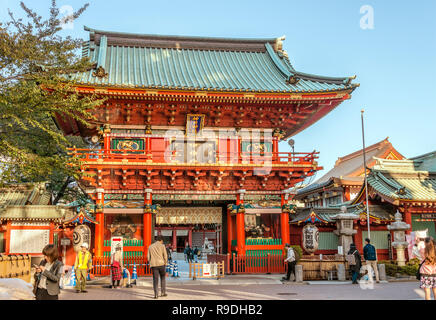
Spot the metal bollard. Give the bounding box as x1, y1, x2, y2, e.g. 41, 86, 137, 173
172, 261, 179, 277
70, 266, 76, 286
169, 261, 174, 276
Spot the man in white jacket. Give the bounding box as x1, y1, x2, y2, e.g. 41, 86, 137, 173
282, 243, 296, 282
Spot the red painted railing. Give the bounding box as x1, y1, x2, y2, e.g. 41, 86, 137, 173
91, 256, 152, 276
232, 254, 288, 274
68, 148, 319, 166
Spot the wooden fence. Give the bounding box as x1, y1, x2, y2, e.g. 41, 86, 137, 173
0, 254, 31, 282
189, 261, 225, 280
91, 256, 152, 276
206, 254, 231, 274
298, 255, 350, 280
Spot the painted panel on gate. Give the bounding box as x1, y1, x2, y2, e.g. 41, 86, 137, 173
186, 114, 205, 135
111, 138, 144, 153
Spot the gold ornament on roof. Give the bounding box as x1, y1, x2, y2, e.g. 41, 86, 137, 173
93, 66, 108, 78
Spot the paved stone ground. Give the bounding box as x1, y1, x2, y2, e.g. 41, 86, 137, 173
60, 279, 426, 300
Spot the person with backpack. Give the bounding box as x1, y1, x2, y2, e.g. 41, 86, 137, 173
363, 238, 379, 283
418, 237, 436, 300
282, 244, 299, 282
347, 243, 362, 284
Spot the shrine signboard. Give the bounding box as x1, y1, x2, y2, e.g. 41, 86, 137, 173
10, 229, 50, 254
302, 224, 319, 254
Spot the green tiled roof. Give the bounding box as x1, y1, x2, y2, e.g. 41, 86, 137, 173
71, 27, 358, 93
291, 203, 394, 223
367, 155, 436, 201
0, 183, 51, 206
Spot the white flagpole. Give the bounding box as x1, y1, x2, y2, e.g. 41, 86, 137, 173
361, 109, 371, 240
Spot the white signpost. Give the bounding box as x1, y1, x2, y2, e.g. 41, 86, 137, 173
111, 236, 124, 257
202, 263, 211, 277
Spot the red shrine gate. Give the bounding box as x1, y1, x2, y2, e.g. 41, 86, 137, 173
56, 27, 358, 265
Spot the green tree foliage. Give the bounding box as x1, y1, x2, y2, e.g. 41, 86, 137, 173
0, 1, 103, 202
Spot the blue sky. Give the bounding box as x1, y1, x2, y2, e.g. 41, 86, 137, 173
1, 0, 435, 177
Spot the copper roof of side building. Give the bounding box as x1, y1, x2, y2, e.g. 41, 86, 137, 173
296, 138, 404, 197
71, 26, 359, 93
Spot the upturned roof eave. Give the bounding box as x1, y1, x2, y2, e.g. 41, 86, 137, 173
70, 82, 358, 97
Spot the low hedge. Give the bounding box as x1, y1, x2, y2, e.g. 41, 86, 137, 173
378, 259, 420, 277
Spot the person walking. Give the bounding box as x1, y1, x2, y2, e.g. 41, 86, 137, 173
34, 244, 63, 300
193, 247, 199, 263
166, 244, 172, 263
147, 235, 168, 299
185, 245, 192, 263
347, 243, 362, 284
363, 238, 380, 283
418, 237, 436, 300
74, 243, 92, 293
183, 245, 189, 262
282, 244, 297, 282
110, 246, 123, 289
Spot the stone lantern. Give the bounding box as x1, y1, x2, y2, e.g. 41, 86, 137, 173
387, 210, 410, 266
332, 206, 359, 255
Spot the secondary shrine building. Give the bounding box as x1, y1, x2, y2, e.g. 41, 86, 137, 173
56, 26, 358, 258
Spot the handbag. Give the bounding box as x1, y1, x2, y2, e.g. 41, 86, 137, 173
346, 250, 357, 266
416, 259, 426, 281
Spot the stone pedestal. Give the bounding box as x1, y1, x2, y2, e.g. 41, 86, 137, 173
337, 264, 346, 281
387, 211, 411, 266
395, 245, 407, 267
295, 265, 303, 282
332, 207, 359, 254
378, 264, 386, 281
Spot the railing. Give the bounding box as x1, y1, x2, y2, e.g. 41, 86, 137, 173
91, 256, 152, 277
189, 261, 225, 279
68, 148, 319, 166
231, 253, 287, 274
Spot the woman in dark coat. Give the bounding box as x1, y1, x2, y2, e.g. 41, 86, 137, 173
34, 244, 63, 300
347, 243, 362, 284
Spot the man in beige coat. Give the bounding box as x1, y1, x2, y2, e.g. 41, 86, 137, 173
147, 235, 168, 299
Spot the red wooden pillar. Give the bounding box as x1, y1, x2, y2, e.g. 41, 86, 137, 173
5, 221, 11, 254
237, 136, 242, 163
49, 222, 54, 244
280, 194, 290, 245
145, 136, 152, 160
272, 137, 279, 162
236, 192, 245, 255
188, 228, 192, 247
343, 188, 351, 202
227, 208, 233, 254
143, 189, 153, 257
104, 134, 110, 152
404, 207, 412, 234
94, 190, 105, 257
354, 226, 363, 252
172, 228, 177, 252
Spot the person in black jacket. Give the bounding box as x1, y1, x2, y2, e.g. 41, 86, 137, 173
347, 243, 362, 284
34, 244, 63, 300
